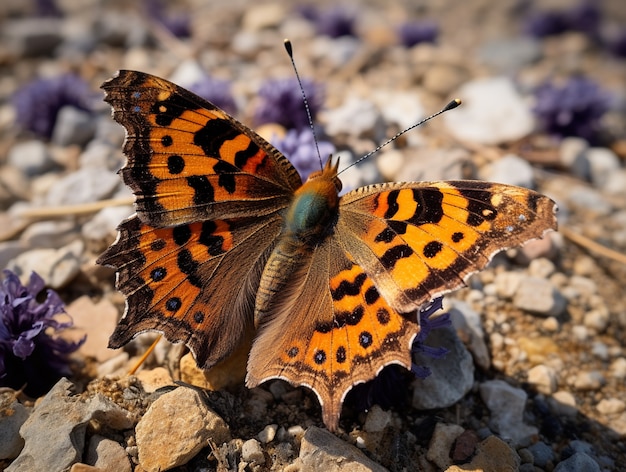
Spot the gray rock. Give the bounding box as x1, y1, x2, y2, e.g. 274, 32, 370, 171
85, 435, 132, 472
257, 424, 278, 444
4, 18, 63, 57
296, 426, 388, 472
443, 77, 534, 145
0, 398, 29, 460
449, 300, 490, 370
241, 438, 265, 465
81, 205, 134, 244
477, 37, 542, 73
363, 405, 391, 433
6, 378, 134, 472
45, 167, 120, 207
322, 96, 383, 139
52, 106, 96, 147
7, 239, 83, 289
412, 325, 474, 410
479, 379, 538, 443
572, 370, 605, 391
21, 220, 78, 249
554, 452, 600, 472
566, 186, 612, 216
559, 137, 590, 180
513, 276, 566, 317
79, 141, 123, 171
135, 387, 231, 472
482, 154, 534, 188
7, 140, 56, 176
605, 169, 626, 195
528, 441, 555, 468
587, 147, 620, 188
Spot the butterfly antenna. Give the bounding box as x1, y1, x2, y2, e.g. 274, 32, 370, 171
338, 98, 462, 175
284, 39, 324, 170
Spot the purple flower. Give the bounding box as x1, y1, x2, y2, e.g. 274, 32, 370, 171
272, 129, 335, 181
344, 297, 449, 414
297, 5, 357, 38
0, 270, 85, 397
533, 76, 611, 144
397, 21, 439, 48
188, 76, 237, 115
13, 73, 95, 139
254, 78, 323, 131
143, 0, 191, 38
35, 0, 62, 17
524, 1, 602, 39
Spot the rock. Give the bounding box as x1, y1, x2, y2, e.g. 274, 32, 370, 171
548, 391, 578, 417
65, 295, 123, 362
4, 18, 63, 57
426, 423, 464, 469
81, 205, 134, 250
45, 167, 120, 207
566, 186, 612, 216
412, 325, 474, 410
572, 370, 605, 391
135, 387, 231, 472
477, 37, 541, 73
605, 169, 626, 195
7, 378, 134, 472
69, 465, 105, 472
528, 258, 556, 279
481, 154, 535, 188
554, 452, 600, 472
596, 398, 626, 415
241, 3, 286, 31
517, 336, 559, 364
528, 441, 555, 468
609, 357, 626, 379
7, 140, 55, 176
241, 438, 265, 465
479, 380, 538, 443
363, 405, 391, 432
296, 426, 388, 472
52, 106, 96, 147
0, 166, 30, 206
85, 435, 132, 472
448, 300, 490, 370
443, 77, 534, 145
513, 276, 566, 317
558, 137, 590, 180
0, 397, 29, 460
7, 239, 83, 289
587, 147, 620, 188
257, 424, 278, 444
527, 364, 558, 395
135, 367, 174, 393
422, 63, 467, 96
321, 96, 383, 138
445, 435, 521, 472
20, 220, 78, 249
494, 271, 524, 299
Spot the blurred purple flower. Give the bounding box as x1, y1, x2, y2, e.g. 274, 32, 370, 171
35, 0, 62, 17
606, 29, 626, 57
345, 297, 450, 414
533, 76, 611, 144
255, 77, 323, 131
144, 0, 191, 38
397, 21, 439, 48
188, 76, 237, 115
0, 270, 85, 397
272, 129, 335, 181
297, 5, 357, 38
13, 73, 95, 139
524, 1, 602, 39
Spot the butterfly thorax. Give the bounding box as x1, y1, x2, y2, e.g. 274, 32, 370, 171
254, 158, 341, 324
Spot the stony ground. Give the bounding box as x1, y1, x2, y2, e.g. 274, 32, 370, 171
1, 0, 626, 471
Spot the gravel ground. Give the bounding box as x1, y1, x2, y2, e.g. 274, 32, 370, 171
1, 1, 625, 471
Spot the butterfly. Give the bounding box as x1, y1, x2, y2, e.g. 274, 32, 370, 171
98, 69, 557, 432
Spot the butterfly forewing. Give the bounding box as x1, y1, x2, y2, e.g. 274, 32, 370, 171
102, 70, 302, 227
338, 181, 558, 312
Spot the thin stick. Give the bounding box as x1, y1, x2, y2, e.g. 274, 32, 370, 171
16, 197, 134, 219
128, 334, 163, 375
561, 226, 626, 265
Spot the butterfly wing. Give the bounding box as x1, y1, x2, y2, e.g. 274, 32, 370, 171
99, 70, 302, 368
337, 180, 558, 312
246, 235, 419, 432
101, 70, 302, 227
246, 179, 557, 431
